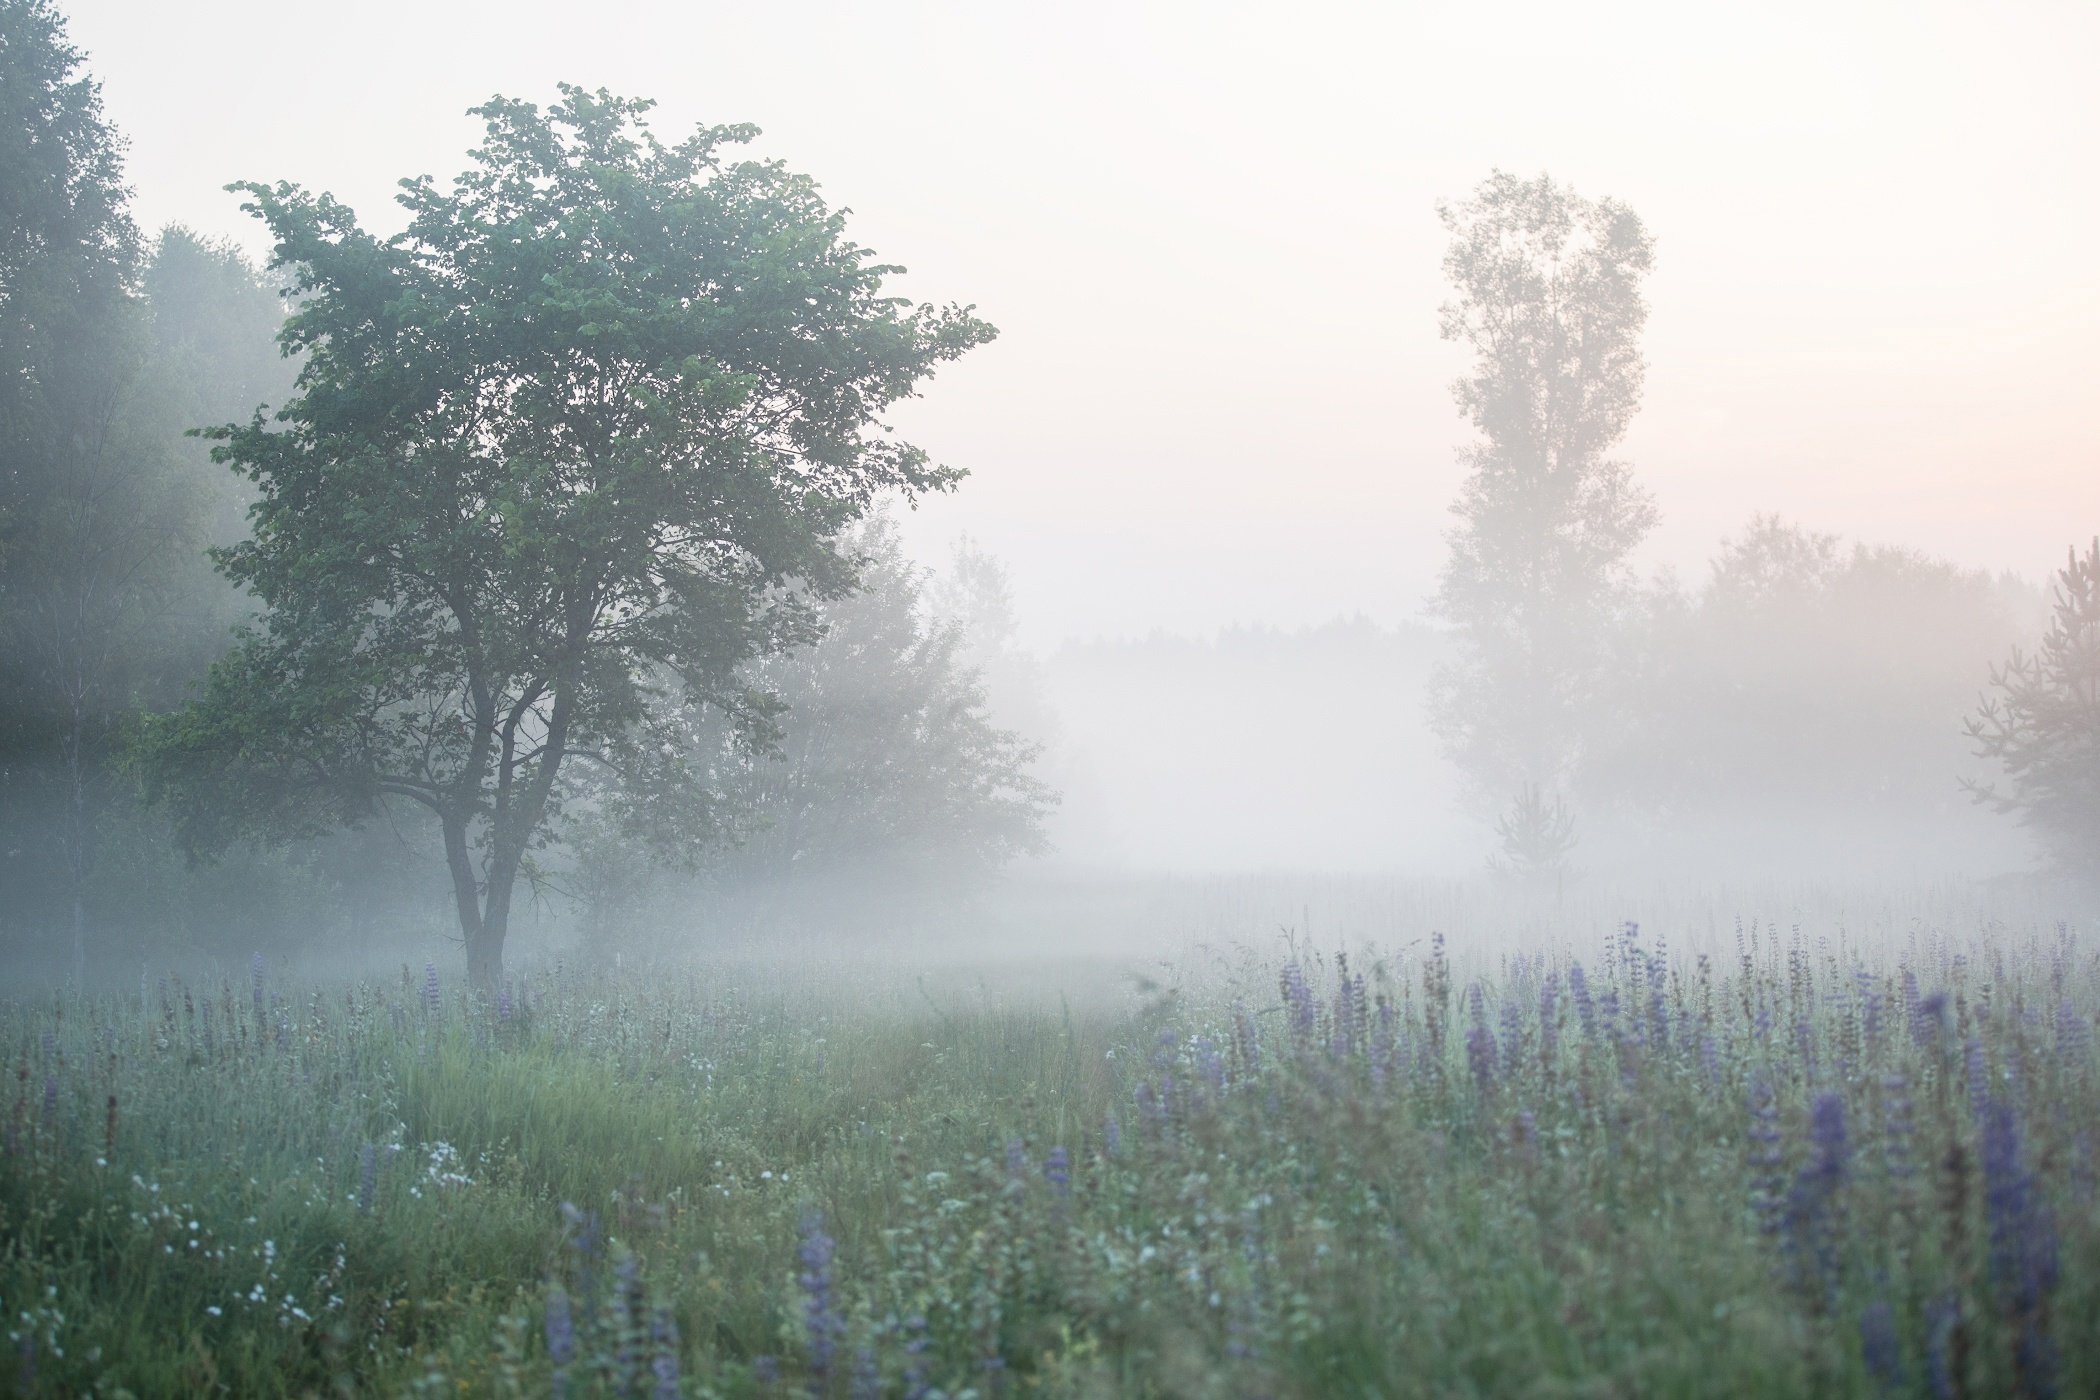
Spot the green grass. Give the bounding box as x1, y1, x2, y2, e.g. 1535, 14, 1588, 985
3, 926, 2096, 1397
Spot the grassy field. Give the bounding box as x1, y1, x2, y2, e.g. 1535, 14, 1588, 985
2, 917, 2095, 1398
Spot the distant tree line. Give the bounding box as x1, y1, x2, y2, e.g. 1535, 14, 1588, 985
1430, 170, 2093, 883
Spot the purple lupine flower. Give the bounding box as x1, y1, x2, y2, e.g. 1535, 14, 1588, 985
1370, 996, 1394, 1083
1859, 1298, 1902, 1392
1808, 1091, 1848, 1170
1045, 1145, 1070, 1192
1699, 1035, 1719, 1083
1901, 970, 1921, 1039
1197, 1036, 1224, 1093
1754, 1000, 1772, 1043
1514, 1109, 1538, 1165
250, 952, 266, 1024
497, 984, 513, 1024
1498, 997, 1524, 1078
613, 1248, 643, 1384
1538, 971, 1560, 1062
1103, 1113, 1120, 1156
1331, 976, 1355, 1059
545, 1283, 575, 1398
850, 1346, 880, 1400
2056, 997, 2089, 1064
1747, 1076, 1785, 1233
753, 1354, 778, 1384
798, 1209, 842, 1379
1793, 1017, 1817, 1082
422, 962, 440, 1015
1781, 1092, 1848, 1305
1915, 991, 1948, 1053
1280, 962, 1316, 1045
1006, 1138, 1027, 1178
901, 1314, 930, 1400
563, 1203, 602, 1329
39, 1028, 55, 1062
1860, 972, 1883, 1048
1466, 981, 1487, 1031
1965, 1039, 1989, 1123
358, 1141, 376, 1215
41, 1075, 57, 1123
1979, 1097, 2059, 1383
1465, 1024, 1497, 1094
650, 1304, 680, 1400
1646, 955, 1669, 1051
1882, 1073, 1915, 1180
1568, 962, 1594, 1040
1924, 1295, 1960, 1400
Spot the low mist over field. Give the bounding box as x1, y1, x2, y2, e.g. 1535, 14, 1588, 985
3, 0, 2097, 1395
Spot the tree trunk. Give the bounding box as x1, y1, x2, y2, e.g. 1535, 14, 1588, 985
466, 915, 506, 992
439, 811, 498, 992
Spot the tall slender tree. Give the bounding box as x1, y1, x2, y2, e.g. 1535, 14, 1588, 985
1426, 170, 1657, 869
136, 89, 994, 986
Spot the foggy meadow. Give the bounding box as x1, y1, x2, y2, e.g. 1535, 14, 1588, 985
3, 1, 2098, 1395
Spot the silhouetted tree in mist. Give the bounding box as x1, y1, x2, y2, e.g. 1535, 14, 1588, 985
1967, 539, 2100, 878
1427, 170, 1656, 871
1592, 516, 2035, 825
133, 89, 994, 987
573, 521, 1055, 938
0, 3, 299, 980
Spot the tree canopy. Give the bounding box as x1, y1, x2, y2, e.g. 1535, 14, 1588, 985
136, 87, 995, 985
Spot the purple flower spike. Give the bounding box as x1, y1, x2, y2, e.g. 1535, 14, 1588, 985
1746, 1076, 1784, 1233
1979, 1100, 2059, 1340
1781, 1092, 1848, 1304
1860, 1298, 1902, 1392
1466, 1024, 1497, 1094
1044, 1145, 1070, 1192
545, 1283, 575, 1399
798, 1210, 842, 1378
650, 1304, 680, 1400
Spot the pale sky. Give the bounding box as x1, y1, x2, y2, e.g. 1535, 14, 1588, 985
69, 0, 2100, 646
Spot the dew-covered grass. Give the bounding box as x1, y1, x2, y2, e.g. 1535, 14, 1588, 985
3, 919, 2097, 1397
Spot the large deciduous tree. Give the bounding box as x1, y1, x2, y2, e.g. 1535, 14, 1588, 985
1966, 539, 2100, 878
1426, 170, 1656, 872
136, 88, 994, 986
